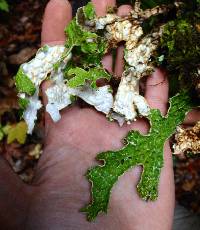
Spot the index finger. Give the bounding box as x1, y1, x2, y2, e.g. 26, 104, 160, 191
41, 0, 72, 46
41, 0, 72, 128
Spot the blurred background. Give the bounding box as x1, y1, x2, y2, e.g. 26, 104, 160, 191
0, 0, 200, 218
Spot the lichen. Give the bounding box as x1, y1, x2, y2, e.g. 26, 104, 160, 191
16, 1, 174, 132
113, 68, 150, 121
82, 91, 195, 221
14, 0, 200, 222
23, 90, 42, 134
173, 121, 200, 155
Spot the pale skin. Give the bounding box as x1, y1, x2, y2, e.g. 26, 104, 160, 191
0, 0, 199, 229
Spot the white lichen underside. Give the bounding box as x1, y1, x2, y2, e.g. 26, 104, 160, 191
22, 46, 65, 86
46, 79, 113, 123
23, 90, 42, 134
19, 45, 66, 133
18, 1, 167, 133
113, 69, 150, 120
173, 122, 200, 155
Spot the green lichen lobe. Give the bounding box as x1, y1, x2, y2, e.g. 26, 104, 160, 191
65, 3, 107, 55
18, 98, 30, 110
82, 91, 194, 221
15, 68, 36, 96
83, 2, 96, 20
67, 67, 111, 88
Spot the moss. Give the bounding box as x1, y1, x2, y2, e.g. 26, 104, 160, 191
157, 1, 200, 97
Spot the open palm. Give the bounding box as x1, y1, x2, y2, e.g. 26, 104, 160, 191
0, 0, 176, 229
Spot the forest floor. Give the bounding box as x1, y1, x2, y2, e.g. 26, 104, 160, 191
0, 0, 200, 214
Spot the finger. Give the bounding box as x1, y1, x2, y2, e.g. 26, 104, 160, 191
123, 70, 168, 136
145, 69, 169, 115
115, 5, 149, 135
92, 0, 116, 73
114, 5, 133, 78
41, 0, 72, 46
41, 80, 53, 107
41, 0, 72, 128
92, 0, 116, 16
145, 70, 174, 215
184, 109, 200, 125
41, 80, 55, 133
102, 54, 113, 73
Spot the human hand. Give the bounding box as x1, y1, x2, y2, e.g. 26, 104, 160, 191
30, 0, 174, 229
2, 0, 198, 229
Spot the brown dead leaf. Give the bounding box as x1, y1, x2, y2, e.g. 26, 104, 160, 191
182, 180, 196, 191
0, 98, 18, 116
8, 47, 37, 65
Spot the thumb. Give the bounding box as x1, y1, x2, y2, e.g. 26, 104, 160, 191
145, 69, 169, 115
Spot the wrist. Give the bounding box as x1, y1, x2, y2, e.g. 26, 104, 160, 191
0, 157, 31, 229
